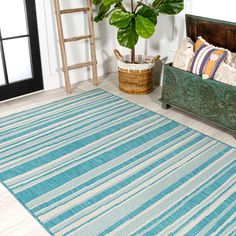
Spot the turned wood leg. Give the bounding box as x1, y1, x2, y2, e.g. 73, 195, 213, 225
162, 103, 171, 110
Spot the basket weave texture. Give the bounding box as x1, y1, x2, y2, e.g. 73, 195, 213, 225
118, 68, 154, 94
114, 49, 160, 95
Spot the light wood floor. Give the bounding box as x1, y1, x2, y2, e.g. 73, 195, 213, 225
0, 74, 235, 236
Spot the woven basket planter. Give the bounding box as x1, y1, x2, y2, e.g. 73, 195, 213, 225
114, 49, 160, 95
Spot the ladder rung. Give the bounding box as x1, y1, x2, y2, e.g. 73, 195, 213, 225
60, 8, 89, 14
64, 35, 92, 43
66, 61, 93, 71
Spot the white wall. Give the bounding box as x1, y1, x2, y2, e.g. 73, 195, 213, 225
35, 0, 189, 91
146, 0, 192, 63
190, 0, 236, 22
147, 0, 236, 63
36, 0, 119, 90
35, 0, 236, 91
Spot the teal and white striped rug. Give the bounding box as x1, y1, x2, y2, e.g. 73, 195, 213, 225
0, 89, 235, 236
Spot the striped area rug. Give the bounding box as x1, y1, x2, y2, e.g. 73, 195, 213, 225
0, 89, 235, 236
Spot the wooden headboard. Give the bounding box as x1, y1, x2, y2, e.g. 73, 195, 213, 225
186, 14, 236, 52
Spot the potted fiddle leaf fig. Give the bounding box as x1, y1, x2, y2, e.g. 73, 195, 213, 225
93, 0, 184, 94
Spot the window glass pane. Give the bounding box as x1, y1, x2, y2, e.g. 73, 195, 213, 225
3, 37, 32, 83
0, 48, 6, 86
0, 0, 28, 38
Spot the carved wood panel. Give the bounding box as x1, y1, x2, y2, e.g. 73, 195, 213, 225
161, 65, 236, 132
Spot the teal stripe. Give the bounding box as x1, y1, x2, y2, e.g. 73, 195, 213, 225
64, 136, 215, 235
44, 133, 205, 229
98, 146, 232, 235
0, 89, 235, 235
144, 167, 235, 235
133, 162, 235, 235
216, 218, 236, 236
0, 97, 122, 143
0, 102, 138, 163
191, 195, 236, 236
0, 111, 155, 181
8, 106, 152, 190
32, 121, 187, 215
33, 127, 192, 216
16, 120, 178, 203
211, 212, 236, 235
171, 183, 235, 235
0, 91, 111, 136
0, 89, 104, 127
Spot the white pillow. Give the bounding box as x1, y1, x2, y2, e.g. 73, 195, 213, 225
225, 52, 236, 68
214, 62, 236, 87
173, 37, 195, 71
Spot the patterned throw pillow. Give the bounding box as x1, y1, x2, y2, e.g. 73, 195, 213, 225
190, 37, 228, 79
214, 62, 236, 87
173, 37, 195, 71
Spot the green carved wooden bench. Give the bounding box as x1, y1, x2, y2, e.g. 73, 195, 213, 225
160, 14, 236, 133
160, 64, 236, 132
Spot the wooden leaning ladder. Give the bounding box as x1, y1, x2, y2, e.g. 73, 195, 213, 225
54, 0, 99, 93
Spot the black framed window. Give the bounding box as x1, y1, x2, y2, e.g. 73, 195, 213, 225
0, 0, 43, 101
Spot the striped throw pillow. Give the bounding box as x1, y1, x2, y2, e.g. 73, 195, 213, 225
190, 37, 228, 79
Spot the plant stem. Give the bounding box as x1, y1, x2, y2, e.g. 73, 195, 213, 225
131, 0, 134, 13
133, 0, 143, 12
131, 48, 135, 63
130, 0, 135, 63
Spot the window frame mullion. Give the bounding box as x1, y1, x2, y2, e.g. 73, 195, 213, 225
0, 29, 9, 85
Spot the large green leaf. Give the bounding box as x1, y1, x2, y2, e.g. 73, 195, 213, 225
136, 5, 157, 25
153, 0, 184, 14
152, 0, 164, 8
94, 4, 111, 22
135, 15, 155, 39
109, 10, 134, 28
117, 24, 138, 49
92, 0, 102, 5
103, 0, 118, 6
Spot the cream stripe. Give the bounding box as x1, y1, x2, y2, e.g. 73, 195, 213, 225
0, 95, 122, 148
2, 106, 147, 171
25, 118, 169, 208
0, 90, 104, 125
212, 214, 236, 236
160, 178, 235, 235
219, 221, 236, 236
2, 100, 132, 159
107, 148, 234, 235
65, 139, 218, 235
200, 196, 236, 236
35, 126, 189, 217
0, 92, 109, 134
51, 135, 212, 233
193, 46, 212, 73
1, 102, 138, 169
133, 168, 235, 236
179, 186, 235, 235
12, 117, 165, 193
